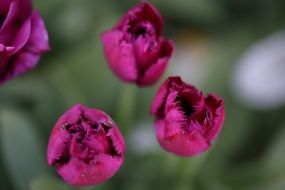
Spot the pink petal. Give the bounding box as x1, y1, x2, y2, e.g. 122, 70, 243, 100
133, 34, 160, 72
47, 129, 70, 166
25, 10, 50, 53
0, 50, 39, 84
11, 50, 39, 72
138, 56, 168, 86
155, 120, 210, 156
11, 17, 31, 53
107, 127, 125, 155
0, 0, 32, 44
141, 2, 164, 35
150, 78, 169, 116
101, 30, 137, 82
162, 109, 186, 138
0, 1, 19, 44
57, 154, 123, 186
137, 39, 173, 86
122, 2, 164, 36
205, 94, 225, 141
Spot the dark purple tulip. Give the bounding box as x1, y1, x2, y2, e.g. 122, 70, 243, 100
151, 76, 225, 156
0, 0, 50, 84
101, 2, 173, 86
47, 104, 125, 186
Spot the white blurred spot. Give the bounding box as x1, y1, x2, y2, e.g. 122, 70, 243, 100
128, 122, 160, 155
233, 31, 285, 110
169, 41, 209, 86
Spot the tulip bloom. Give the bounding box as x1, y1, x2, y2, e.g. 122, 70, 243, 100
101, 2, 173, 86
47, 104, 125, 186
150, 77, 225, 156
0, 0, 50, 84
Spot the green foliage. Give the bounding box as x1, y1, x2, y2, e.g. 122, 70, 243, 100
0, 108, 47, 190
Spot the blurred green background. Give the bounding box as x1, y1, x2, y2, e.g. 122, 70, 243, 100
1, 0, 285, 190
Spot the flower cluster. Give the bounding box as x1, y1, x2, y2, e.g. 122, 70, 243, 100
50, 1, 225, 187
100, 1, 224, 158
0, 0, 225, 187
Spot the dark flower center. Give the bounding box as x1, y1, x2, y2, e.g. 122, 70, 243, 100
176, 96, 195, 117
132, 22, 154, 38
133, 25, 147, 37
124, 19, 156, 40
0, 15, 5, 28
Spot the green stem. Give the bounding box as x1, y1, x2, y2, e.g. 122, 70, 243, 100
177, 153, 209, 189
160, 152, 209, 189
116, 85, 137, 134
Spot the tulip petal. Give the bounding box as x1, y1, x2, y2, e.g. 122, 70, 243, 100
101, 30, 137, 82
0, 0, 32, 44
11, 17, 31, 53
205, 94, 225, 141
121, 2, 163, 36
138, 40, 173, 86
25, 11, 50, 53
0, 1, 19, 44
0, 51, 39, 84
107, 127, 125, 155
47, 129, 70, 166
155, 120, 210, 156
138, 56, 168, 86
141, 2, 164, 35
57, 154, 123, 186
150, 78, 169, 116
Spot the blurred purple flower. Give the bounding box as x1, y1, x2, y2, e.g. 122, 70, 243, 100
101, 2, 173, 86
0, 0, 50, 84
47, 104, 125, 187
150, 76, 224, 156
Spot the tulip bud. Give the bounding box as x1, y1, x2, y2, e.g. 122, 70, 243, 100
151, 76, 225, 156
47, 104, 125, 186
101, 2, 173, 86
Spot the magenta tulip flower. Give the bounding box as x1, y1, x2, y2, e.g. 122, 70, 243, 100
47, 104, 125, 186
150, 76, 225, 156
0, 0, 50, 84
101, 2, 173, 86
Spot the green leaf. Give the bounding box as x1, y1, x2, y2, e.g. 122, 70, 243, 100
0, 108, 47, 190
263, 122, 285, 171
